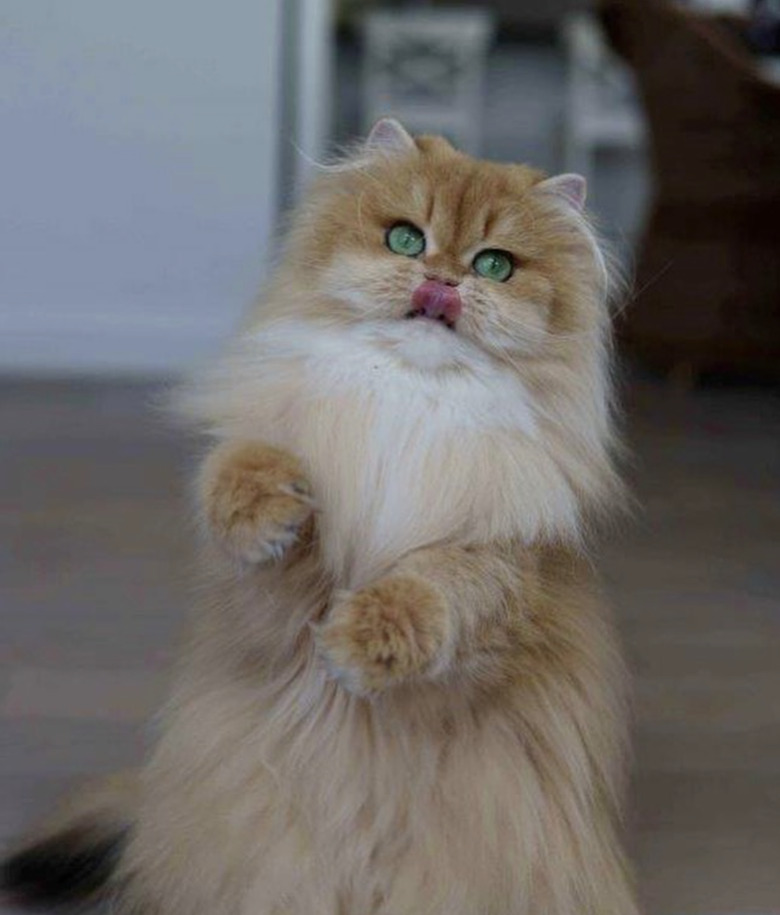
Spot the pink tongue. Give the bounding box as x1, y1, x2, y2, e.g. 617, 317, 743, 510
411, 280, 462, 326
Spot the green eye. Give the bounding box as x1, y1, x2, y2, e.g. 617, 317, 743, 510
473, 249, 514, 282
386, 222, 425, 257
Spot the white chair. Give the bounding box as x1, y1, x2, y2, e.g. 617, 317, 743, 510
361, 7, 495, 155
559, 12, 646, 180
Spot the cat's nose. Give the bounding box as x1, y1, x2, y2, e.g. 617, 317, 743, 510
409, 280, 462, 329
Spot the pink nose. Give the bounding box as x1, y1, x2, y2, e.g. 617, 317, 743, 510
409, 280, 462, 328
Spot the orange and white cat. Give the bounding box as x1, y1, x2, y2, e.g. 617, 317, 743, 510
2, 119, 638, 915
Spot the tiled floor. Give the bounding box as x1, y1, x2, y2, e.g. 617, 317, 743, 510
1, 376, 779, 914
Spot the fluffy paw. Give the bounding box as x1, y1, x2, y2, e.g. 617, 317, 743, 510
200, 443, 314, 564
318, 576, 448, 695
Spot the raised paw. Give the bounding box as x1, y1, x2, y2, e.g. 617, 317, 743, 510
318, 576, 449, 696
199, 442, 314, 564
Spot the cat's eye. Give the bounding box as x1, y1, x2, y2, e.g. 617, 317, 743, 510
473, 249, 514, 282
386, 222, 425, 258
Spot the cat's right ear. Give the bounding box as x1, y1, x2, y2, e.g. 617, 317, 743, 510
534, 174, 588, 212
365, 118, 416, 154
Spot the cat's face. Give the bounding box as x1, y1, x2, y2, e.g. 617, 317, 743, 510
283, 120, 609, 367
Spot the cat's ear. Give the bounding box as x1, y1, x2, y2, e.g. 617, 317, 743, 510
535, 174, 587, 212
365, 118, 416, 154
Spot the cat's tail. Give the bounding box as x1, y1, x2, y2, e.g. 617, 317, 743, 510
1, 771, 137, 910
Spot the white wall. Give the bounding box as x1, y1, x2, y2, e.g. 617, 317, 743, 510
0, 1, 284, 374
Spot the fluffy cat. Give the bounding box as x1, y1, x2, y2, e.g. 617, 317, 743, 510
2, 119, 638, 915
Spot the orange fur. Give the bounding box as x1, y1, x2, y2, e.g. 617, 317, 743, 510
6, 121, 638, 915
199, 442, 315, 563
319, 575, 449, 694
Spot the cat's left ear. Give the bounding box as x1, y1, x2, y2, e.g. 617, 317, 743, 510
534, 174, 587, 212
365, 118, 416, 154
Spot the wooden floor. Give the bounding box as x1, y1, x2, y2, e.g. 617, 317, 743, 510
1, 376, 779, 914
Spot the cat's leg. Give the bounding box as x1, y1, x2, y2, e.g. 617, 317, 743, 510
197, 441, 315, 564
318, 542, 525, 694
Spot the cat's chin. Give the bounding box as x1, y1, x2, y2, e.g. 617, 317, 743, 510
363, 318, 484, 373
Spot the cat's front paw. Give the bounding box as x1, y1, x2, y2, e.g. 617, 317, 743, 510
200, 442, 314, 564
318, 576, 449, 696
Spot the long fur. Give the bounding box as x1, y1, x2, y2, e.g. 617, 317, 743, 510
3, 123, 638, 915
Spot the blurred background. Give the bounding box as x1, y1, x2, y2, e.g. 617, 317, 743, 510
1, 1, 778, 913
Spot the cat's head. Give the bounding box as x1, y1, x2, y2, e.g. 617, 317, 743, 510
271, 119, 614, 370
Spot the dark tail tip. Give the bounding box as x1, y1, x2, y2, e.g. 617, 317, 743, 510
1, 826, 127, 910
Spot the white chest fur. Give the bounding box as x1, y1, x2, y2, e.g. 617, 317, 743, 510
185, 319, 585, 586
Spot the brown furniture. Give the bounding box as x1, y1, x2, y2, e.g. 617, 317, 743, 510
600, 0, 780, 380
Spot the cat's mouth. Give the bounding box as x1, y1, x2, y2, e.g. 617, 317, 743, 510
404, 280, 461, 331
404, 308, 456, 331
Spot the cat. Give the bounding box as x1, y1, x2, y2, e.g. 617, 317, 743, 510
2, 119, 638, 915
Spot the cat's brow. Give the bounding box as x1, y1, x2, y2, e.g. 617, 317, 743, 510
424, 191, 435, 225
453, 179, 470, 240
482, 209, 498, 239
